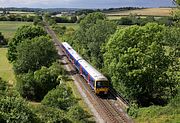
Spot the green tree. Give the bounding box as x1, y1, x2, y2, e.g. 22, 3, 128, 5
33, 105, 69, 123
0, 96, 38, 123
33, 63, 64, 100
52, 25, 67, 36
0, 32, 7, 46
33, 16, 43, 26
119, 17, 133, 25
103, 23, 177, 106
7, 25, 47, 62
174, 0, 180, 5
80, 12, 106, 30
42, 84, 77, 110
67, 105, 90, 123
16, 72, 36, 100
85, 20, 117, 68
16, 62, 64, 101
0, 78, 8, 96
14, 36, 58, 74
163, 27, 180, 57
69, 12, 117, 68
70, 16, 77, 23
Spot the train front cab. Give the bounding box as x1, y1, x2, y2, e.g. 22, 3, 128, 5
94, 80, 109, 95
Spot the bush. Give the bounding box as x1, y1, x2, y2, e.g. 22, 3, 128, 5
16, 72, 36, 100
32, 105, 69, 123
42, 84, 77, 110
0, 78, 8, 96
0, 32, 7, 46
16, 62, 65, 101
0, 96, 38, 123
52, 25, 67, 35
118, 17, 133, 25
67, 105, 90, 123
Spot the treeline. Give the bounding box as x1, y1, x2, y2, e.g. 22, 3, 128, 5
75, 7, 143, 15
1, 24, 91, 122
52, 16, 77, 23
0, 7, 79, 14
102, 7, 143, 12
0, 7, 41, 12
116, 15, 175, 26
44, 13, 77, 25
0, 14, 42, 22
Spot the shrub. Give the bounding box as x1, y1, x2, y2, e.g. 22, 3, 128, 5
32, 105, 69, 123
67, 105, 90, 123
16, 62, 64, 101
0, 96, 38, 123
42, 84, 77, 110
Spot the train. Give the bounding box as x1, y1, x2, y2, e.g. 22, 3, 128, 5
61, 42, 109, 95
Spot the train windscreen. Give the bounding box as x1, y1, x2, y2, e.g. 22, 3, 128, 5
96, 81, 109, 88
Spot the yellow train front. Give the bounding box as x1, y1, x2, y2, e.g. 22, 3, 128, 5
94, 80, 109, 95
61, 42, 109, 95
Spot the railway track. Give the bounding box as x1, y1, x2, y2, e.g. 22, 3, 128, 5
44, 23, 133, 123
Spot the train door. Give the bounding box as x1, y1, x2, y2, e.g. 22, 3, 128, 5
80, 65, 82, 75
88, 74, 90, 84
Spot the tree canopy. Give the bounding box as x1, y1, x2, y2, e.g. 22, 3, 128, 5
174, 0, 180, 5
0, 96, 38, 123
7, 25, 47, 62
16, 62, 64, 101
103, 23, 178, 106
42, 84, 77, 110
14, 36, 58, 74
0, 78, 8, 97
67, 12, 117, 68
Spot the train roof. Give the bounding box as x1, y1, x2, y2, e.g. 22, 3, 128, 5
62, 42, 108, 81
79, 60, 108, 81
62, 42, 83, 61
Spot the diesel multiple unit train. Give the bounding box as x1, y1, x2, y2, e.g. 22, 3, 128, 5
61, 42, 109, 95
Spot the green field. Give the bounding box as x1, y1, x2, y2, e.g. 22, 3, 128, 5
0, 21, 32, 39
106, 8, 174, 20
0, 11, 35, 16
57, 23, 79, 30
0, 48, 15, 85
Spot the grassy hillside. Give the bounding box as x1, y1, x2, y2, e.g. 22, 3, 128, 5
0, 21, 32, 39
0, 48, 15, 85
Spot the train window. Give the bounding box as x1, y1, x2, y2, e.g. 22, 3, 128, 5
76, 62, 80, 68
82, 68, 88, 77
96, 81, 109, 88
90, 77, 94, 83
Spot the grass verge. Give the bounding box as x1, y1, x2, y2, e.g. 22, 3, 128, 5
0, 48, 15, 85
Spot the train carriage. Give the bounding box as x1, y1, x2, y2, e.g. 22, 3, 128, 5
61, 42, 83, 68
78, 60, 109, 94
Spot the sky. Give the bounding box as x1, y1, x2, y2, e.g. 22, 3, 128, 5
0, 0, 174, 8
